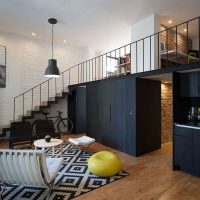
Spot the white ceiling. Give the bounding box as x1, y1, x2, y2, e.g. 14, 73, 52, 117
0, 0, 199, 51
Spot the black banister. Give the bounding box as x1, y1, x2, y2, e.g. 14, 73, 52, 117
13, 98, 15, 121
69, 69, 70, 85
199, 17, 200, 61
136, 41, 138, 73
176, 26, 178, 66
55, 78, 57, 95
40, 84, 41, 106
23, 94, 24, 116
143, 39, 144, 72
166, 29, 169, 67
62, 73, 64, 91
157, 33, 160, 69
186, 22, 189, 63
150, 36, 151, 70
48, 80, 49, 100
32, 89, 33, 110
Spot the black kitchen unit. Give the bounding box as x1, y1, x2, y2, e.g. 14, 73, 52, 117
173, 71, 200, 177
174, 124, 200, 176
86, 75, 161, 156
180, 71, 200, 97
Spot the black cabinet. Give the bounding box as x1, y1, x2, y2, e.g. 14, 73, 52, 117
86, 78, 127, 151
110, 78, 126, 151
180, 72, 200, 97
173, 125, 200, 176
97, 80, 110, 145
136, 78, 161, 156
68, 86, 86, 134
194, 130, 200, 172
86, 76, 161, 156
126, 76, 136, 156
174, 135, 193, 170
86, 82, 98, 139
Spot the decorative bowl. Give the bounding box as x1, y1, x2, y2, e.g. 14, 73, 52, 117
45, 135, 51, 142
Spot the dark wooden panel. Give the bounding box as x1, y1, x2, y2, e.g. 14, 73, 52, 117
126, 76, 136, 156
97, 79, 110, 144
68, 90, 76, 133
110, 78, 126, 151
180, 72, 199, 97
173, 72, 190, 123
86, 82, 98, 138
194, 129, 200, 172
174, 135, 194, 170
174, 126, 193, 138
76, 86, 86, 133
136, 78, 161, 156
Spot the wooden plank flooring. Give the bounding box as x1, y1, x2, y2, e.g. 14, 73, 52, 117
1, 135, 200, 200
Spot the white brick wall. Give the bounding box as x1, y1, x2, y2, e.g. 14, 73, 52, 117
0, 31, 90, 126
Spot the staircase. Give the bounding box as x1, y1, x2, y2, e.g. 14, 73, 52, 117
1, 16, 200, 137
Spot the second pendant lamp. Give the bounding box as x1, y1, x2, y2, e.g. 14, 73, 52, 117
45, 18, 60, 78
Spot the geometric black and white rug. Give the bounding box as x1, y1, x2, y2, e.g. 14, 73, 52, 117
1, 144, 128, 200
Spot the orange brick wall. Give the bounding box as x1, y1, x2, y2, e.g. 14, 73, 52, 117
161, 83, 172, 143
160, 25, 192, 53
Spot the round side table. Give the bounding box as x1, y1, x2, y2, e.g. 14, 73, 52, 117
34, 138, 63, 156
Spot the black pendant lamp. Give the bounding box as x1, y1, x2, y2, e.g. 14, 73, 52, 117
45, 18, 60, 77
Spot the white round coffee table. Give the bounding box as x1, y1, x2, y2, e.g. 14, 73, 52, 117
34, 138, 63, 156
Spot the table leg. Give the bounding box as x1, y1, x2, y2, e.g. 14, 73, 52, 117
60, 144, 63, 156
52, 147, 55, 156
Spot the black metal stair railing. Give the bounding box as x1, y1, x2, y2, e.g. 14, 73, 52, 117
13, 16, 200, 121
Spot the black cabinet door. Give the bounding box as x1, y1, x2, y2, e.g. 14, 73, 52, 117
194, 129, 200, 172
126, 76, 136, 156
110, 78, 126, 151
86, 82, 98, 138
97, 79, 110, 144
174, 126, 193, 138
76, 86, 86, 133
174, 134, 194, 170
180, 72, 199, 97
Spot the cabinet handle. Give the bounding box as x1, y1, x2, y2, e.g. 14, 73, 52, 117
129, 110, 133, 115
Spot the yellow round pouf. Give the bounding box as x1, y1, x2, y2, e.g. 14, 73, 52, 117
88, 151, 121, 177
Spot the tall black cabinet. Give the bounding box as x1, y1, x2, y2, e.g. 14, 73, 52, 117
86, 78, 126, 150
86, 75, 161, 156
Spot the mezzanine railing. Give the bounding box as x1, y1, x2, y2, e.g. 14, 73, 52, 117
13, 16, 200, 121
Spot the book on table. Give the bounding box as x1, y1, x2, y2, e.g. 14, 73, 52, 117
69, 136, 95, 145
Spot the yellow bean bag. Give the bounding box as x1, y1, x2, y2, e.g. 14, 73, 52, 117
88, 151, 121, 177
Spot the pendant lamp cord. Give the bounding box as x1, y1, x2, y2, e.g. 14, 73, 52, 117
52, 24, 54, 59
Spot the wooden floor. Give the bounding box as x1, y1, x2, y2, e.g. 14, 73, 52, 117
1, 135, 200, 200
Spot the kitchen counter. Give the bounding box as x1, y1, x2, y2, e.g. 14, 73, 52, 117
175, 122, 200, 130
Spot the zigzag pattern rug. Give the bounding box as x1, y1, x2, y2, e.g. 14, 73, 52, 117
1, 144, 128, 200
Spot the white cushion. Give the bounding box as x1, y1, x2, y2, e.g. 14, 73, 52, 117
68, 136, 95, 145
46, 157, 63, 182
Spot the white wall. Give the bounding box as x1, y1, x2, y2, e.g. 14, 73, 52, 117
0, 31, 90, 126
131, 14, 160, 73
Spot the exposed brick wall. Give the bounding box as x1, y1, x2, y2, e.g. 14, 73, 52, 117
160, 25, 192, 54
161, 83, 172, 143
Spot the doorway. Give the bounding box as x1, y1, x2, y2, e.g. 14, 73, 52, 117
142, 73, 173, 145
